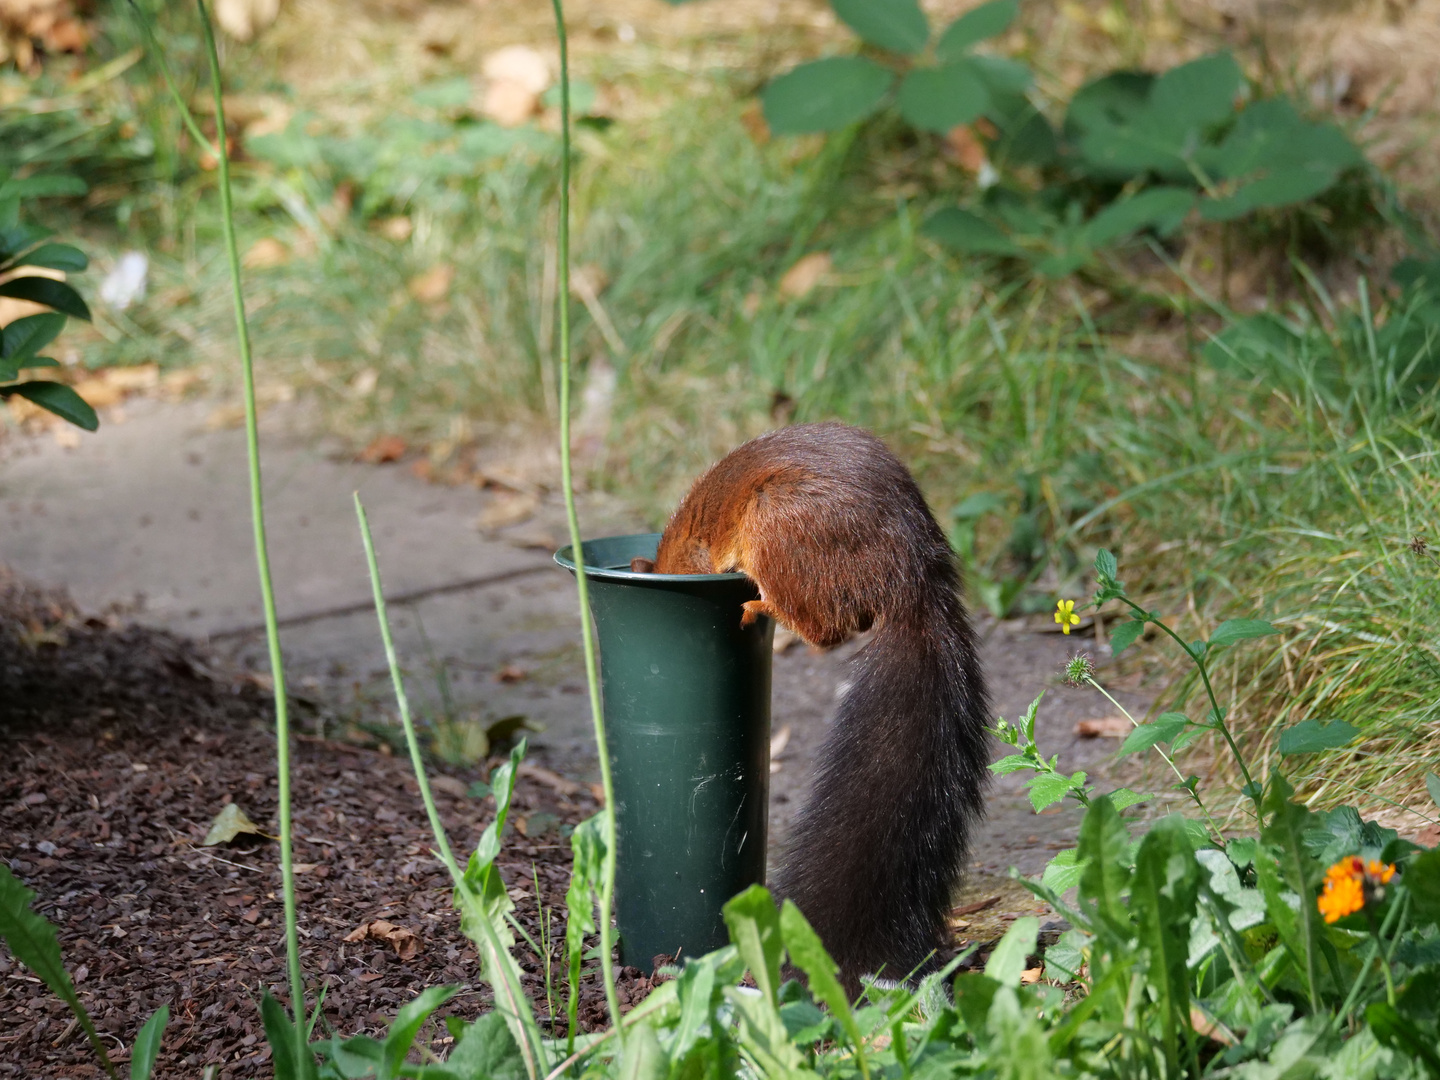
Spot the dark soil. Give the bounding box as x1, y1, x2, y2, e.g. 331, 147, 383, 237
0, 569, 649, 1079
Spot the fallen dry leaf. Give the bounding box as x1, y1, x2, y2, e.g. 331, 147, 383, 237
376, 216, 413, 242
408, 264, 454, 305
202, 802, 264, 846
482, 80, 539, 127
769, 724, 791, 758
476, 490, 538, 531
426, 775, 469, 798
1074, 716, 1130, 738
1020, 967, 1043, 984
778, 252, 831, 300
213, 0, 280, 41
358, 435, 407, 464
517, 763, 583, 798
495, 664, 527, 684
241, 237, 289, 269
345, 919, 419, 961
944, 124, 989, 172
482, 44, 549, 94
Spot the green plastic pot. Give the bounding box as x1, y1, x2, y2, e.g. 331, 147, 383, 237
555, 533, 773, 969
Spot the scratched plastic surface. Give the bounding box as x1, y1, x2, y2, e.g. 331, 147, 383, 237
555, 533, 773, 969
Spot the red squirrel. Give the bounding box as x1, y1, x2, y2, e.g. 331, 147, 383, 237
632, 422, 990, 992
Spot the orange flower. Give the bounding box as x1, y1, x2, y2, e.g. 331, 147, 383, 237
1316, 855, 1398, 923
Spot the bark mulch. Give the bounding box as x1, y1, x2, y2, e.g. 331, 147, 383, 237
1, 569, 657, 1079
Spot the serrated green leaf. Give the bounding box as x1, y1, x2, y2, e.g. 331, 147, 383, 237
832, 0, 929, 54
444, 1013, 527, 1080
10, 242, 88, 274
897, 61, 990, 133
1078, 796, 1132, 940
1109, 617, 1146, 657
1094, 549, 1118, 579
989, 753, 1034, 776
780, 900, 869, 1074
1028, 771, 1083, 812
3, 381, 98, 431
1403, 849, 1440, 928
131, 1006, 170, 1080
1043, 927, 1089, 982
618, 1020, 667, 1080
762, 57, 895, 134
923, 207, 1018, 255
936, 0, 1018, 60
1278, 719, 1359, 755
1131, 817, 1197, 1075
722, 885, 784, 1004
1108, 788, 1151, 812
1041, 849, 1086, 893
1207, 619, 1279, 648
1119, 713, 1189, 756
985, 915, 1039, 987
0, 275, 91, 321
1260, 773, 1323, 1010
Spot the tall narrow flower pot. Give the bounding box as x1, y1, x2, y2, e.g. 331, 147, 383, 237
555, 533, 773, 969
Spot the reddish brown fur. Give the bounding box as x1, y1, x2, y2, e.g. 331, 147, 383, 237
647, 422, 991, 992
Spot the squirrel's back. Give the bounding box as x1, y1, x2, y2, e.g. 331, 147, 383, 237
653, 423, 991, 990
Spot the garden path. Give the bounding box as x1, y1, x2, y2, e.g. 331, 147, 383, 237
1, 397, 1160, 927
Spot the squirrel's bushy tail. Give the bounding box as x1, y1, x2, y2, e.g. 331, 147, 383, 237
775, 561, 989, 991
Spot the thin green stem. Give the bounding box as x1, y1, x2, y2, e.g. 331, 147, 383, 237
126, 1, 217, 156
548, 0, 624, 1047
1118, 595, 1260, 817
1085, 676, 1226, 845
1334, 892, 1408, 1027
355, 495, 548, 1078
192, 1, 306, 1069
354, 495, 459, 873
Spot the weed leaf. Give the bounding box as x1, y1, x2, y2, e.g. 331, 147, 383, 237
781, 900, 870, 1077
1119, 712, 1188, 756
937, 0, 1018, 59
985, 916, 1039, 987
898, 62, 990, 133
1259, 773, 1323, 1010
762, 58, 895, 134
1108, 618, 1146, 657
722, 885, 784, 1004
1208, 619, 1278, 648
1131, 817, 1197, 1075
923, 208, 1020, 255
383, 984, 459, 1078
1277, 719, 1359, 755
832, 0, 929, 55
130, 1006, 170, 1080
1077, 796, 1132, 939
446, 1013, 527, 1080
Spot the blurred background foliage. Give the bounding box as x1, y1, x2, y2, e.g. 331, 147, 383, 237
3, 0, 1440, 821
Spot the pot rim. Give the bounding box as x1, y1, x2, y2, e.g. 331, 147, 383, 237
553, 532, 750, 584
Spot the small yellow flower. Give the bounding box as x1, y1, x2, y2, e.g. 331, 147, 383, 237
1317, 855, 1398, 923
1055, 599, 1082, 635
